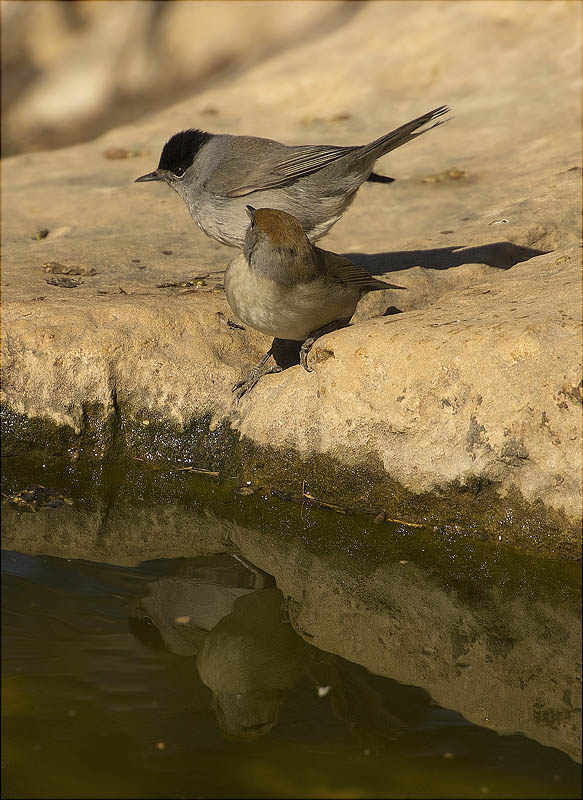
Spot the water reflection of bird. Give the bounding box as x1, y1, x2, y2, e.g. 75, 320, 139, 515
127, 554, 272, 656
127, 559, 411, 746
197, 587, 411, 744
196, 588, 313, 739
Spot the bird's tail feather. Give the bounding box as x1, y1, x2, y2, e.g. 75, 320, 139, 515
367, 172, 396, 184
363, 105, 450, 160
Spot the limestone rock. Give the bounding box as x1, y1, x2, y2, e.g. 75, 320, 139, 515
1, 0, 581, 552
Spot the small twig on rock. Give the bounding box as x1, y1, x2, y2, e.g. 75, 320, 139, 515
172, 465, 220, 477
383, 515, 424, 528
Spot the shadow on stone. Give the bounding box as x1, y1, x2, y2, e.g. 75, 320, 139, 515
271, 337, 302, 369
346, 241, 548, 274
382, 306, 403, 316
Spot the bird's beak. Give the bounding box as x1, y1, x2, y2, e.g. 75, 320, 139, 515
135, 170, 163, 182
245, 205, 256, 222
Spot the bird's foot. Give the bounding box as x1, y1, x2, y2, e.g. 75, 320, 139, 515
299, 337, 317, 372
232, 351, 281, 399
300, 319, 350, 372
233, 364, 282, 399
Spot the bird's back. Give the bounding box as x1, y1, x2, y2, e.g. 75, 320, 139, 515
316, 247, 404, 295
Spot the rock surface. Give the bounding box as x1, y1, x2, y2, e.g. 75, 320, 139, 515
1, 0, 350, 154
2, 0, 582, 553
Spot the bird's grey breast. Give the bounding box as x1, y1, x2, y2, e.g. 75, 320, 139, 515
177, 136, 245, 246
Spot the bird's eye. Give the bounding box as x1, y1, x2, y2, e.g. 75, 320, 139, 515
173, 166, 185, 177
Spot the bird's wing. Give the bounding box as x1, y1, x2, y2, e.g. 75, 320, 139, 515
212, 107, 450, 198
222, 144, 359, 198
317, 249, 406, 292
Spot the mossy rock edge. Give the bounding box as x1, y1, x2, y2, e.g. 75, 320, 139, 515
1, 404, 580, 560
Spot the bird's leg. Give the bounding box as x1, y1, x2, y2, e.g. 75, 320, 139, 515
300, 319, 350, 372
232, 346, 282, 399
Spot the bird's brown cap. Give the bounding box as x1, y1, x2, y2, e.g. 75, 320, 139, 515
248, 207, 307, 247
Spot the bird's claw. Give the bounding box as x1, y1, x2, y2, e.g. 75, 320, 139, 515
299, 338, 316, 372
232, 364, 282, 399
300, 320, 349, 372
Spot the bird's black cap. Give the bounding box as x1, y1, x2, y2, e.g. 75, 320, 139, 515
158, 128, 213, 174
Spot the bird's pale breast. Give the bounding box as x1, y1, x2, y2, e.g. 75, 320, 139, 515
225, 254, 359, 341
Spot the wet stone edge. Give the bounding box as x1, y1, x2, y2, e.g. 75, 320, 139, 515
1, 403, 580, 560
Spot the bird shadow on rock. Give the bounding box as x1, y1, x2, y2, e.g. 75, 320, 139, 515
268, 242, 548, 370
270, 314, 401, 370
345, 241, 548, 275
272, 338, 303, 369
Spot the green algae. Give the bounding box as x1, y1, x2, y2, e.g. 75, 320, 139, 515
2, 454, 581, 616
1, 403, 581, 560
1, 404, 115, 461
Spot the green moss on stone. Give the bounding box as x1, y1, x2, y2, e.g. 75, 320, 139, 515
2, 455, 580, 614
1, 404, 580, 560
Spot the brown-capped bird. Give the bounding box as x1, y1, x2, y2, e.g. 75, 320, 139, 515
225, 207, 405, 397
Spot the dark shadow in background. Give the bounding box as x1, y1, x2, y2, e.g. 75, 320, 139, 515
346, 241, 548, 275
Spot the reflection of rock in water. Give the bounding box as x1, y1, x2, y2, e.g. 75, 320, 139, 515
308, 657, 408, 752
127, 554, 272, 656
197, 586, 412, 744
197, 588, 312, 740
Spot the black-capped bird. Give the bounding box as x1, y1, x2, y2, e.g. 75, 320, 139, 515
136, 106, 450, 248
